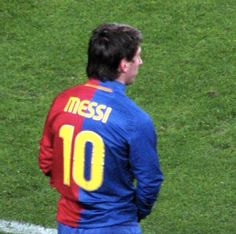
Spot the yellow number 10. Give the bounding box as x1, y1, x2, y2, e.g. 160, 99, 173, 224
59, 125, 105, 191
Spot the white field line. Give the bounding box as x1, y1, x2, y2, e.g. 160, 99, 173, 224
0, 220, 57, 234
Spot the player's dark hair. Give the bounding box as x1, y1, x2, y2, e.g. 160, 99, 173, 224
86, 23, 142, 81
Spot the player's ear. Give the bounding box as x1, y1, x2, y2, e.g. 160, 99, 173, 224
119, 58, 129, 73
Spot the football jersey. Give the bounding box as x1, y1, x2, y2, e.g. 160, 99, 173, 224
39, 79, 163, 228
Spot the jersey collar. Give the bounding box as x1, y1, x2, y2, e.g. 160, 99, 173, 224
86, 78, 126, 93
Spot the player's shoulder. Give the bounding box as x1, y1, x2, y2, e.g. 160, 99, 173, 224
51, 83, 87, 106
127, 96, 151, 121
115, 95, 153, 130
57, 84, 83, 98
47, 84, 83, 110
119, 97, 156, 140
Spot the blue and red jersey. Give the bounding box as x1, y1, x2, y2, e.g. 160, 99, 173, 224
39, 79, 163, 228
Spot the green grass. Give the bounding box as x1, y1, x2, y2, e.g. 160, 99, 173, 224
0, 0, 235, 233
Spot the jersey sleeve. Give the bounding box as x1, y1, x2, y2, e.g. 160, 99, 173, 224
38, 98, 57, 176
128, 115, 164, 220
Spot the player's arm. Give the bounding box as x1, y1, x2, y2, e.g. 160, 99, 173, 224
38, 100, 57, 177
129, 115, 163, 221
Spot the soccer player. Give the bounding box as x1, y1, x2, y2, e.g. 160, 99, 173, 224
39, 23, 163, 234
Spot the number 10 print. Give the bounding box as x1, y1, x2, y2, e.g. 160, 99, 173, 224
59, 125, 105, 191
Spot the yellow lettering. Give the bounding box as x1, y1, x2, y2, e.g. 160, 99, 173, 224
93, 104, 106, 121
59, 126, 105, 191
102, 107, 112, 123
59, 125, 74, 186
64, 97, 112, 123
87, 102, 97, 118
64, 97, 80, 114
73, 131, 105, 191
77, 100, 90, 117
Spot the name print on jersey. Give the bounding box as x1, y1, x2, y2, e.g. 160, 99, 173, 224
64, 97, 112, 123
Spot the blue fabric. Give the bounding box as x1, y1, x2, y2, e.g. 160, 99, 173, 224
44, 79, 164, 227
58, 222, 142, 234
76, 80, 163, 227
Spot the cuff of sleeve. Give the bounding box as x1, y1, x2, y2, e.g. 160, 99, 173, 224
136, 199, 153, 220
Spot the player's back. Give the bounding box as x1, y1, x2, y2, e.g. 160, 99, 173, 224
47, 79, 149, 228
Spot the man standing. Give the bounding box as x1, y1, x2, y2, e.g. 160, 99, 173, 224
39, 23, 163, 234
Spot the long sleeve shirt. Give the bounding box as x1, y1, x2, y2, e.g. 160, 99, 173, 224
39, 78, 163, 228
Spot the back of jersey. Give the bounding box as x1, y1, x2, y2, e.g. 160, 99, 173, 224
41, 79, 138, 228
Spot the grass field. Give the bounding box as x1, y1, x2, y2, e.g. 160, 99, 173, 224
1, 0, 235, 233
